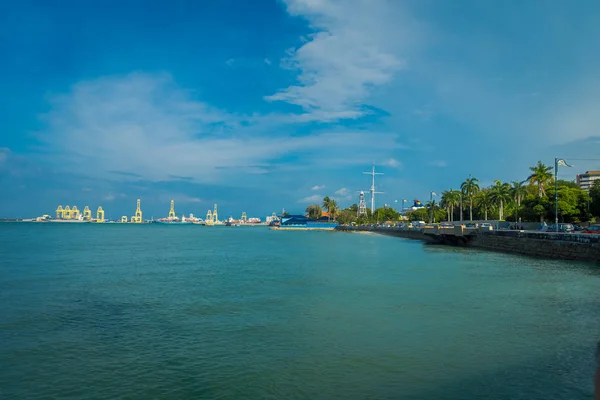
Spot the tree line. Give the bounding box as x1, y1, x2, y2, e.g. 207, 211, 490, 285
311, 161, 600, 225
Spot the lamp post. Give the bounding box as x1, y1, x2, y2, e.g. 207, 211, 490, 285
554, 158, 572, 232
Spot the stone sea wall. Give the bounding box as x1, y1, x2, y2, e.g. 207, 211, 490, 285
335, 226, 600, 262
336, 225, 433, 241
467, 230, 600, 262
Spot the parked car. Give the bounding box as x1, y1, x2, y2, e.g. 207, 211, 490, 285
582, 225, 600, 234
479, 222, 493, 230
547, 223, 575, 233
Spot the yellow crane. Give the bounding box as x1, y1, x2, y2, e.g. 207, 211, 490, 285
168, 200, 176, 220
131, 198, 143, 223
96, 206, 105, 223
212, 204, 219, 223
71, 206, 80, 219
56, 205, 65, 219
121, 216, 128, 223
64, 205, 72, 219
83, 206, 92, 220
241, 212, 247, 222
205, 210, 214, 226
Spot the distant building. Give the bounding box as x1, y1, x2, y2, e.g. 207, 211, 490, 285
576, 170, 600, 191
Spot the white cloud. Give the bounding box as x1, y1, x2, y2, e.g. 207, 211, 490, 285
158, 193, 203, 204
103, 193, 126, 201
427, 160, 447, 167
335, 187, 348, 195
311, 185, 325, 190
298, 194, 322, 203
0, 147, 9, 164
264, 58, 272, 65
384, 158, 402, 168
36, 73, 405, 184
266, 0, 408, 121
225, 58, 235, 67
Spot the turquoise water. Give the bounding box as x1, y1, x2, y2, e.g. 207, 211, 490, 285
0, 223, 598, 399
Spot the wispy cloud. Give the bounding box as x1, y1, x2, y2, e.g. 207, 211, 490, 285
298, 194, 322, 203
103, 193, 126, 202
264, 58, 272, 65
0, 147, 9, 164
384, 158, 402, 168
265, 0, 407, 122
35, 73, 404, 185
335, 187, 348, 196
427, 160, 447, 168
311, 184, 325, 190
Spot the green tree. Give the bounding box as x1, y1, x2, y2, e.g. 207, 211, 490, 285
322, 196, 331, 220
489, 180, 512, 221
511, 181, 528, 222
526, 161, 553, 198
461, 177, 480, 221
590, 180, 600, 218
328, 198, 339, 221
305, 204, 322, 219
475, 189, 493, 220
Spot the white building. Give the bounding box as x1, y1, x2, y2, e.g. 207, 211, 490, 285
576, 171, 600, 192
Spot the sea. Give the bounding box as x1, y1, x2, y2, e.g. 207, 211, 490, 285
0, 223, 598, 399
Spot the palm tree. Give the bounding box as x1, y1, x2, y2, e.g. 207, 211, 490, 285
475, 189, 493, 220
328, 199, 339, 221
526, 161, 553, 198
489, 180, 512, 221
426, 200, 438, 223
322, 196, 331, 220
440, 191, 451, 221
448, 190, 461, 221
461, 177, 480, 221
305, 204, 322, 219
511, 181, 528, 223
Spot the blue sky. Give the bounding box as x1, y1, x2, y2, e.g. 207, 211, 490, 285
2, 0, 600, 219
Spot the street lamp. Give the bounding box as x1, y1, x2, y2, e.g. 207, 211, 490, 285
554, 158, 572, 232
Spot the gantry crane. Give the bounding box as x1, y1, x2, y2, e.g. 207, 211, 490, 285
71, 206, 80, 219
56, 205, 65, 219
212, 204, 218, 223
131, 198, 143, 223
241, 212, 247, 222
83, 206, 92, 221
168, 200, 176, 220
205, 210, 214, 226
96, 206, 105, 223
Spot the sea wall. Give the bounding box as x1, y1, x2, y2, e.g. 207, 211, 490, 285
335, 225, 600, 262
467, 230, 600, 262
336, 225, 434, 241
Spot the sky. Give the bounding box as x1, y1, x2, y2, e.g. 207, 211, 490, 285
2, 0, 600, 219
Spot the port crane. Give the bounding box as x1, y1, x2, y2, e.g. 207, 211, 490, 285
168, 200, 176, 220
96, 206, 105, 223
130, 199, 143, 223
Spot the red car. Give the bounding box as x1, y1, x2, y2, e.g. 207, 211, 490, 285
582, 225, 600, 234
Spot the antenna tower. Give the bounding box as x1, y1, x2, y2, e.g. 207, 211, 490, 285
362, 163, 384, 214
168, 200, 176, 220
357, 191, 367, 217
